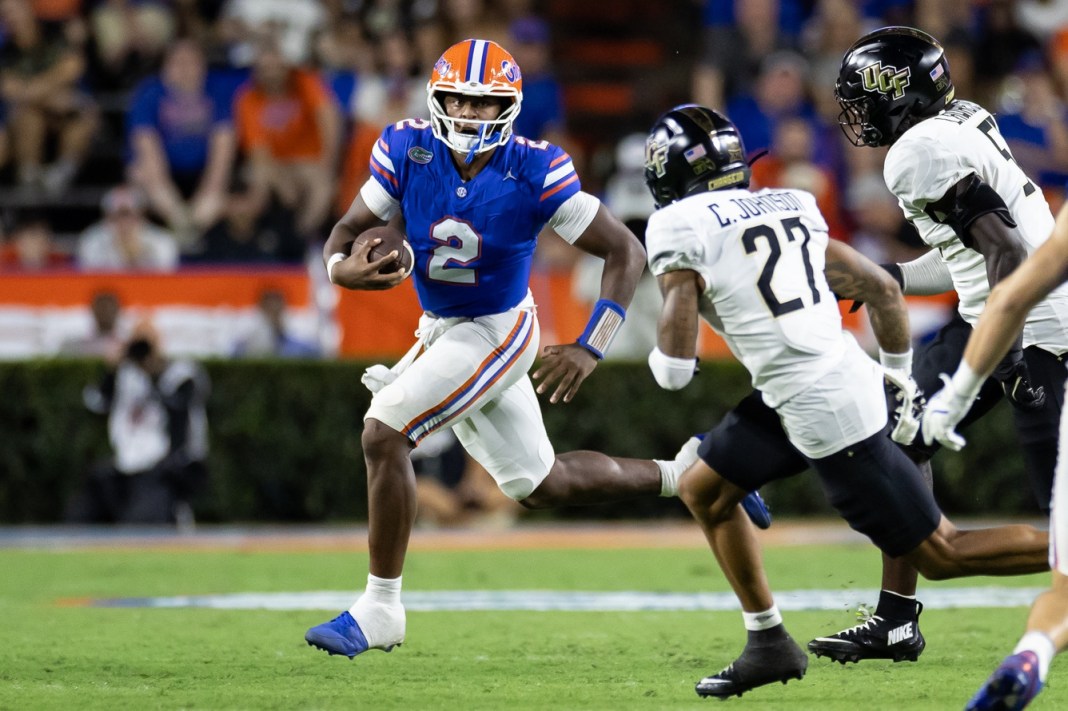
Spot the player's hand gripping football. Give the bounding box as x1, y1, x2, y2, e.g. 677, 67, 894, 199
920, 374, 974, 452
332, 237, 409, 291
883, 366, 922, 445
532, 343, 599, 404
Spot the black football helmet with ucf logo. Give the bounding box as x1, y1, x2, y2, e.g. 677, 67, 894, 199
644, 104, 751, 208
835, 26, 954, 147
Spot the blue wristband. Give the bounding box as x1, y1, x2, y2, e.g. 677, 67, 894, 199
576, 298, 626, 359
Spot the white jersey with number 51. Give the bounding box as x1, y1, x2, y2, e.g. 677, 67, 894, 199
645, 187, 852, 408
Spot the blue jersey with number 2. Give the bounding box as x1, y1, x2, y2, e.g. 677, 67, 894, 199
368, 119, 581, 317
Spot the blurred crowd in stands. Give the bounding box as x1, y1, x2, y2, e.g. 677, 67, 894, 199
693, 0, 1068, 268
0, 0, 568, 271
0, 0, 1067, 344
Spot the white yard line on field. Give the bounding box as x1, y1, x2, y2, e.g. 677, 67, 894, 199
86, 587, 1047, 611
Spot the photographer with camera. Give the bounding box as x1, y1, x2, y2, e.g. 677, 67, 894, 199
64, 321, 210, 526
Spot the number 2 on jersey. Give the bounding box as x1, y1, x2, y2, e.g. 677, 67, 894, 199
742, 217, 821, 317
428, 218, 481, 284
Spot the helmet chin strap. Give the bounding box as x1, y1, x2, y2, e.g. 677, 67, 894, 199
464, 125, 485, 164
463, 124, 502, 164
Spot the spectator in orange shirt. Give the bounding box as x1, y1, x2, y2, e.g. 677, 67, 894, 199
750, 116, 846, 241
30, 0, 80, 23
232, 41, 342, 243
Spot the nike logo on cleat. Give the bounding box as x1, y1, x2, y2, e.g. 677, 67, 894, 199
887, 623, 913, 645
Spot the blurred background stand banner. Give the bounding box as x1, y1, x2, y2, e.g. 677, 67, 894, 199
0, 268, 321, 359
0, 265, 953, 361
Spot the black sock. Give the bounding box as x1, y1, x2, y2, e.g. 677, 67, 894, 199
876, 589, 918, 619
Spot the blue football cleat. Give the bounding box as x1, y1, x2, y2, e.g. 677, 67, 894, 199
741, 490, 772, 530
306, 611, 399, 659
966, 651, 1044, 710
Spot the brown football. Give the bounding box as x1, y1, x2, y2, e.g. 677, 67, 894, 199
352, 226, 414, 275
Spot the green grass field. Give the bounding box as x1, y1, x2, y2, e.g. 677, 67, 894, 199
0, 525, 1062, 710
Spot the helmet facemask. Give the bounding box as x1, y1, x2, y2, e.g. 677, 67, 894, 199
835, 85, 884, 147
427, 90, 522, 159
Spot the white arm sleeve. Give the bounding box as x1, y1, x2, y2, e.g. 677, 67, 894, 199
548, 191, 601, 244
898, 249, 954, 295
358, 179, 401, 222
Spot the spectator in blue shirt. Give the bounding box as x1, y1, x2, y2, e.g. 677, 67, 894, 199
726, 50, 818, 157
693, 0, 798, 110
126, 38, 237, 249
995, 51, 1068, 193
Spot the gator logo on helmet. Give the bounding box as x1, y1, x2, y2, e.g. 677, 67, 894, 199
501, 60, 521, 83
859, 61, 911, 100
434, 57, 452, 79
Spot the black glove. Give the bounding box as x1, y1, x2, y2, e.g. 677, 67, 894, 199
995, 354, 1046, 411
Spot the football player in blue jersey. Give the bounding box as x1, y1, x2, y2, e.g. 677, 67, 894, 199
304, 38, 704, 660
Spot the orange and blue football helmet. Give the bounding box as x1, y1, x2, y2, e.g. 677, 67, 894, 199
426, 38, 523, 156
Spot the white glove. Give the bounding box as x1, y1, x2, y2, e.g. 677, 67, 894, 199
361, 364, 398, 394
883, 367, 922, 445
920, 374, 973, 451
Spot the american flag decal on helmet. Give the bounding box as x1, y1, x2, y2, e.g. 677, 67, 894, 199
684, 144, 707, 163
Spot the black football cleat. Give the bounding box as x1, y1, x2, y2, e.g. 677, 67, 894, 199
807, 602, 925, 664
695, 628, 808, 699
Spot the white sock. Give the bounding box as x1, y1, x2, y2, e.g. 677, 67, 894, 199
743, 606, 783, 631
361, 573, 402, 606
654, 459, 683, 497
1013, 631, 1056, 682
348, 574, 405, 648
656, 436, 701, 497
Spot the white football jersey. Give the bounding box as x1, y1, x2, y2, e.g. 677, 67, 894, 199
646, 187, 854, 407
885, 100, 1068, 353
